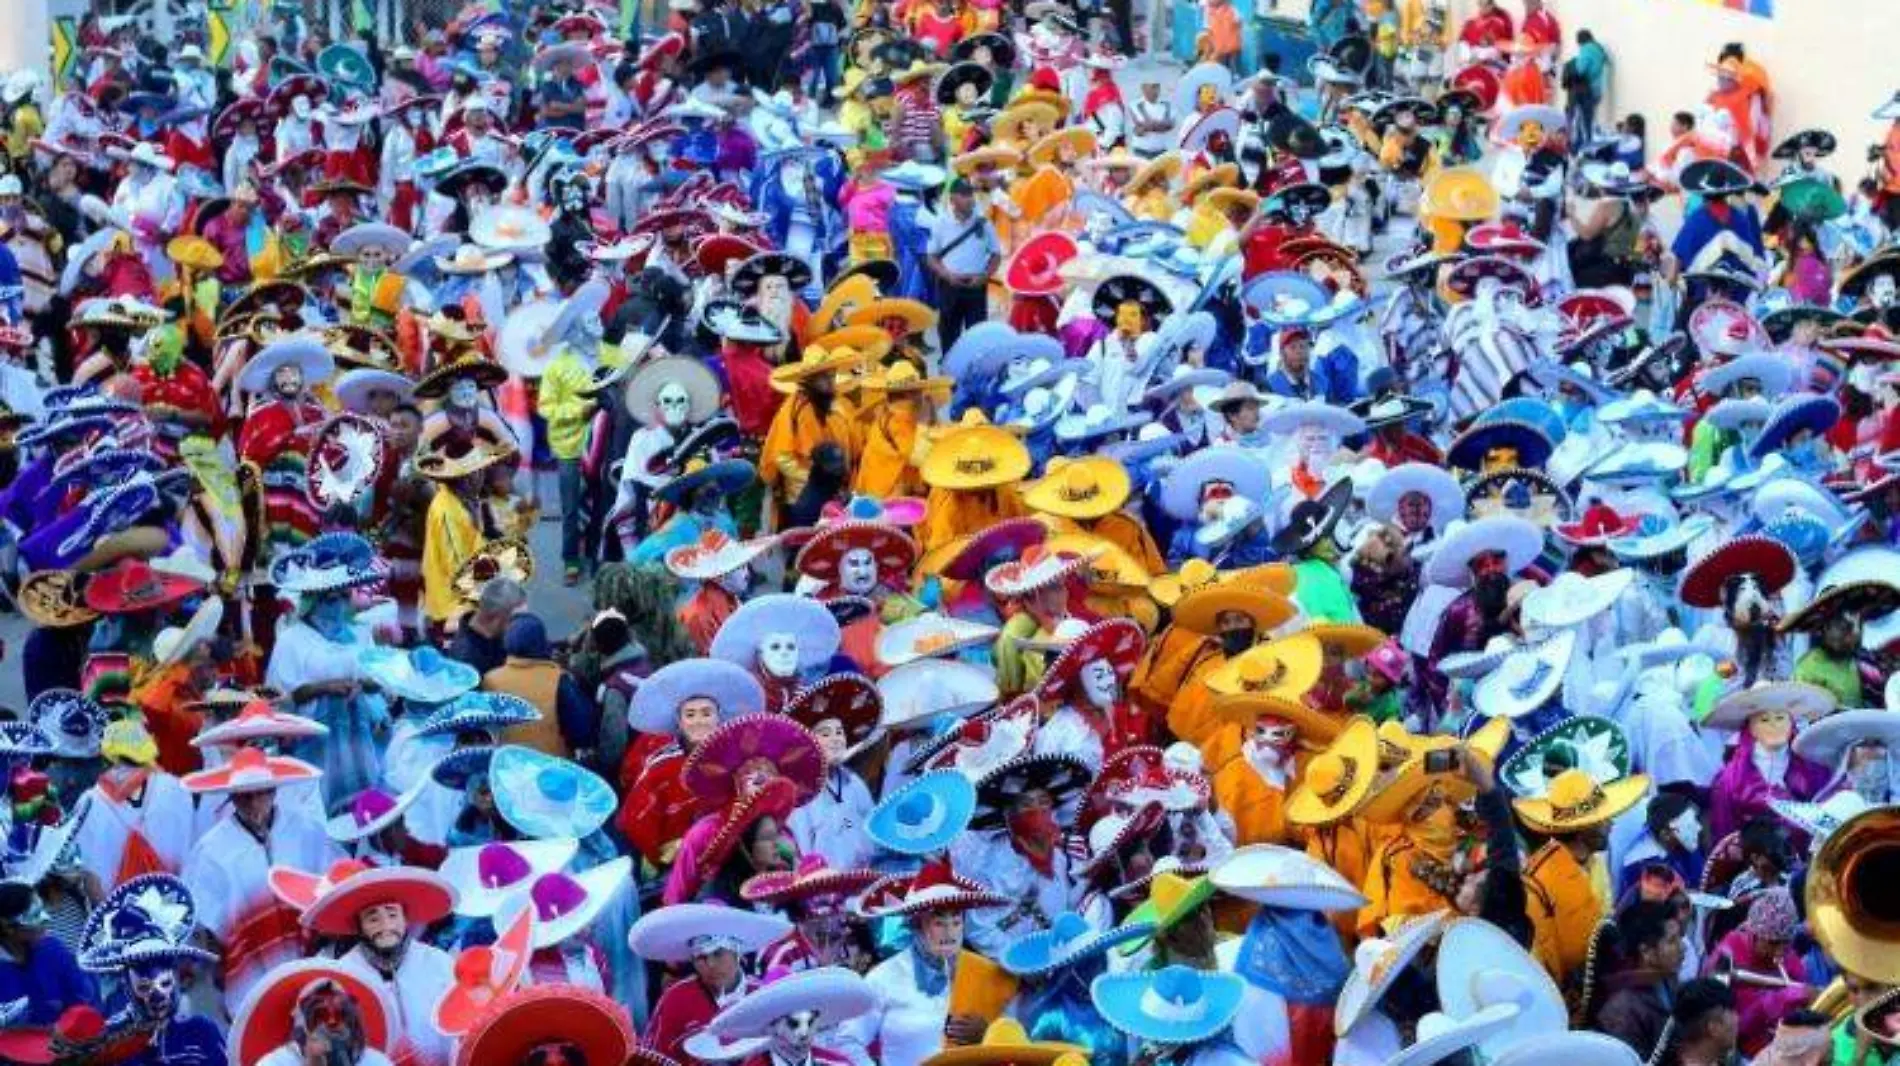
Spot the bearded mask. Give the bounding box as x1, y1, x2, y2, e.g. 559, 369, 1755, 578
770, 1011, 820, 1061
838, 547, 880, 595
1078, 657, 1120, 709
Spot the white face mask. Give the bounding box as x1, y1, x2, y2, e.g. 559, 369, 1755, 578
1668, 806, 1701, 847
1079, 658, 1120, 709
760, 632, 800, 678
1875, 275, 1898, 309
291, 96, 312, 119
717, 565, 750, 596
656, 381, 693, 428
838, 547, 879, 595
448, 377, 480, 409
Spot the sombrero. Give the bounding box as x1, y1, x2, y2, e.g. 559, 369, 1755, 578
18, 572, 98, 628
683, 714, 826, 810
1035, 618, 1145, 702
971, 752, 1091, 830
1423, 516, 1545, 588
627, 901, 792, 968
434, 907, 535, 1039
795, 520, 917, 587
191, 701, 327, 749
1498, 715, 1630, 798
358, 645, 480, 706
1472, 630, 1576, 720
1159, 445, 1272, 522
415, 693, 541, 740
742, 855, 880, 910
654, 459, 756, 507
1511, 767, 1650, 834
1779, 579, 1900, 634
439, 840, 580, 919
1285, 717, 1381, 827
1271, 477, 1355, 556
77, 874, 217, 972
230, 961, 387, 1066
629, 658, 764, 736
783, 673, 883, 750
1699, 680, 1836, 732
181, 746, 319, 796
271, 859, 456, 937
922, 412, 1032, 490
1203, 634, 1327, 701
1794, 708, 1900, 769
854, 859, 1008, 919
708, 593, 841, 674
876, 658, 999, 732
1334, 909, 1453, 1035
456, 985, 635, 1066
325, 784, 427, 844
1677, 534, 1798, 609
665, 530, 777, 582
866, 769, 978, 855
489, 747, 617, 840
412, 353, 508, 400
1170, 569, 1298, 636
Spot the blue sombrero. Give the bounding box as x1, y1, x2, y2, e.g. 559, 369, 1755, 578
944, 322, 1025, 382
1580, 442, 1688, 487
1609, 514, 1714, 564
1159, 446, 1272, 521
29, 689, 107, 759
1073, 189, 1134, 228
491, 746, 617, 840
1091, 965, 1245, 1046
55, 475, 162, 568
430, 746, 496, 791
1240, 271, 1329, 327
270, 532, 384, 595
1002, 911, 1158, 978
0, 722, 52, 760
1478, 398, 1568, 445
78, 873, 217, 972
47, 447, 162, 497
1190, 252, 1243, 313
1104, 425, 1186, 467
629, 657, 764, 735
417, 691, 540, 739
1098, 221, 1185, 257
866, 769, 975, 855
1748, 393, 1841, 460
655, 458, 755, 506
1596, 389, 1688, 426
359, 646, 481, 705
1446, 418, 1554, 472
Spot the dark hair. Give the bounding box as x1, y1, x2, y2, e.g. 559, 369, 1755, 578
591, 612, 632, 658
394, 402, 424, 420
1625, 113, 1646, 136
1719, 42, 1745, 60
1645, 792, 1695, 835
1783, 1009, 1831, 1029
1673, 977, 1736, 1038
1739, 816, 1791, 871
1577, 29, 1594, 44
1673, 111, 1695, 130
1616, 899, 1679, 961
948, 177, 973, 196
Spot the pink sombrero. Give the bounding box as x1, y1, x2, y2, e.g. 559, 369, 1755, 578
683, 714, 826, 810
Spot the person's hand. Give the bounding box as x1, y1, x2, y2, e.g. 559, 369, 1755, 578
944, 1014, 987, 1046
302, 1032, 333, 1065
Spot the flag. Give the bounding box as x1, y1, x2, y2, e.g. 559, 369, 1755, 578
352, 0, 374, 32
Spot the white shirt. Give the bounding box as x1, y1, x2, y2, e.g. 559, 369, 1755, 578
837, 950, 948, 1066
259, 1047, 393, 1066
1033, 706, 1104, 773
949, 833, 1075, 956
786, 766, 876, 871
184, 807, 342, 1011
71, 771, 197, 890
337, 942, 457, 1066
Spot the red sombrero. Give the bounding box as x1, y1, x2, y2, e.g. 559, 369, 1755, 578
854, 859, 1009, 919
1821, 334, 1900, 362
456, 985, 635, 1066
83, 559, 204, 615
695, 232, 764, 278
696, 775, 799, 879
1036, 618, 1146, 701
618, 119, 684, 153
232, 961, 388, 1066
1464, 220, 1546, 259
1006, 231, 1079, 297
784, 672, 883, 747
742, 854, 881, 907
636, 32, 687, 71
795, 519, 918, 587
984, 545, 1095, 599
1553, 503, 1643, 548
270, 859, 457, 936
1279, 235, 1353, 261
181, 746, 320, 795
1678, 534, 1799, 609
1449, 64, 1501, 110
683, 714, 826, 809
1557, 289, 1635, 332
630, 206, 714, 239
0, 1005, 154, 1065
1079, 801, 1165, 877
435, 905, 535, 1038
941, 518, 1047, 581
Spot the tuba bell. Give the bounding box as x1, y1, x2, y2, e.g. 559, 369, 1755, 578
1807, 806, 1900, 984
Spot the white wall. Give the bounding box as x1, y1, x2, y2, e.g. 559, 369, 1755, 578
1449, 0, 1900, 188
2, 0, 53, 85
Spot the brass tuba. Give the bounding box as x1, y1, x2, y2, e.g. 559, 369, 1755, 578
1808, 806, 1900, 984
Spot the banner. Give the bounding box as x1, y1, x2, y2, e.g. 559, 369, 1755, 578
207, 5, 233, 68
50, 17, 76, 92
1696, 0, 1773, 18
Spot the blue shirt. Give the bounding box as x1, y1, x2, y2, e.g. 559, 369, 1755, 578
0, 936, 98, 1025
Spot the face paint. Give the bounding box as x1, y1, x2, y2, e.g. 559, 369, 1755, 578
271, 363, 304, 399
770, 1010, 821, 1061
759, 632, 800, 678
1078, 657, 1120, 709
1749, 709, 1793, 751
838, 547, 880, 595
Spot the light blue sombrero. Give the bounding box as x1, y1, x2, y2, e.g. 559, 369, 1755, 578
491, 747, 617, 840
1091, 965, 1245, 1046
866, 769, 975, 856
1748, 393, 1840, 460
628, 657, 764, 736
359, 646, 480, 705
1002, 911, 1158, 978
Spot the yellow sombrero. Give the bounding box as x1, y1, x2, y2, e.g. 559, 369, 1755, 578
921, 411, 1032, 490
952, 145, 1025, 177
1022, 456, 1131, 520
923, 1019, 1081, 1066
1208, 689, 1343, 742
1205, 633, 1324, 699
1420, 166, 1500, 222
810, 273, 880, 340
1512, 768, 1651, 834
809, 323, 892, 355
862, 361, 953, 398
1204, 186, 1261, 217
1171, 571, 1299, 636
1010, 88, 1071, 119
1028, 126, 1098, 167
845, 298, 938, 335
1298, 622, 1388, 661
1044, 531, 1150, 592
1181, 163, 1240, 203
769, 344, 869, 390
1358, 732, 1473, 824
166, 235, 225, 273
1127, 151, 1181, 195
1286, 716, 1380, 827
992, 101, 1062, 146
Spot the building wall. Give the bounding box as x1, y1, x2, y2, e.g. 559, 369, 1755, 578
1446, 0, 1900, 187
3, 0, 52, 81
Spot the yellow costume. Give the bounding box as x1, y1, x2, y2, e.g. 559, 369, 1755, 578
421, 488, 481, 624
1523, 840, 1604, 982
1213, 756, 1290, 846
1357, 829, 1456, 938
919, 485, 1025, 554
760, 392, 863, 502
1012, 166, 1074, 229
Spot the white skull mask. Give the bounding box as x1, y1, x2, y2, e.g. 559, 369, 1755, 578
448, 376, 481, 409
1294, 424, 1337, 464
1079, 657, 1120, 710
657, 380, 693, 428
838, 547, 880, 595
1875, 274, 1898, 309
1668, 805, 1701, 848
760, 632, 800, 678
770, 1010, 820, 1060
